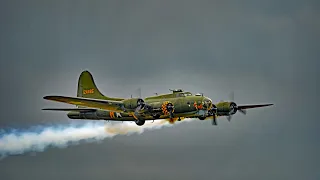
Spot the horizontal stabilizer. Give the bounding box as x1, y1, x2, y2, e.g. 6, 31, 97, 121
238, 103, 273, 110
43, 95, 124, 112
42, 108, 97, 112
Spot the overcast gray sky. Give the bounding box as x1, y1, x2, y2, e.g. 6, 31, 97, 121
0, 0, 319, 180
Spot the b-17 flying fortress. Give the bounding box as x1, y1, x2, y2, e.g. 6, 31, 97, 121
43, 71, 273, 126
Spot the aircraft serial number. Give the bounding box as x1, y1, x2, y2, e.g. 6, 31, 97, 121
83, 89, 94, 94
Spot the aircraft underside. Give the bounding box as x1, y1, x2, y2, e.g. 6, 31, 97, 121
67, 109, 201, 122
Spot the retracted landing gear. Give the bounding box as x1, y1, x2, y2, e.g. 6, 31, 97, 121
135, 120, 145, 126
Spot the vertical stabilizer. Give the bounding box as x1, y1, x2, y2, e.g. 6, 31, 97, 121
77, 71, 124, 101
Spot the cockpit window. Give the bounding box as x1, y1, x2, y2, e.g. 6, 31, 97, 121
175, 93, 185, 97
184, 92, 192, 96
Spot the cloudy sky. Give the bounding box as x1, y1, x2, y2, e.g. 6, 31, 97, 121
0, 0, 319, 179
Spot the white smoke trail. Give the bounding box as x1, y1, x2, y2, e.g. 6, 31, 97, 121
0, 118, 192, 159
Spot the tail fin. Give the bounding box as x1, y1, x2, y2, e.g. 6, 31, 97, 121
77, 71, 124, 101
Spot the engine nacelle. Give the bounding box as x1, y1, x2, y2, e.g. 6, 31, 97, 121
215, 101, 237, 116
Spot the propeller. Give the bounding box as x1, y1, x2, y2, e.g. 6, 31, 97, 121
133, 88, 145, 117
136, 87, 142, 98
239, 109, 247, 114
166, 102, 174, 118
131, 87, 142, 98
229, 91, 234, 102
212, 113, 217, 125
226, 91, 234, 121
161, 101, 175, 119
208, 104, 218, 125
134, 98, 145, 118
226, 91, 246, 121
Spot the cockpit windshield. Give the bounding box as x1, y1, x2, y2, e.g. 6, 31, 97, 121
175, 92, 193, 97
174, 92, 193, 97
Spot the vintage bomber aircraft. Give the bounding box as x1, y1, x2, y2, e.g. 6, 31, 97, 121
43, 71, 273, 126
42, 71, 217, 126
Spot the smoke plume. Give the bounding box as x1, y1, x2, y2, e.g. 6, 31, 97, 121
0, 119, 192, 159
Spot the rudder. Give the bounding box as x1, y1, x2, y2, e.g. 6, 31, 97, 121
77, 71, 106, 99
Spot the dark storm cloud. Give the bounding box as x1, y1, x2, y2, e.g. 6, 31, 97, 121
0, 0, 319, 180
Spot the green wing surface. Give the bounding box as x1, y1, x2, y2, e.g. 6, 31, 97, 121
42, 108, 97, 112
43, 95, 124, 112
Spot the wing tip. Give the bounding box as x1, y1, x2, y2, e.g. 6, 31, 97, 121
43, 95, 54, 100
43, 95, 65, 101
238, 103, 274, 110
42, 108, 57, 110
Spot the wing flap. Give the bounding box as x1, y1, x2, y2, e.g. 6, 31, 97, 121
238, 103, 273, 110
43, 95, 124, 112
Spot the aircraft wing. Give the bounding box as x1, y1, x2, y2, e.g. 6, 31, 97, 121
238, 103, 273, 110
42, 108, 97, 112
43, 95, 124, 112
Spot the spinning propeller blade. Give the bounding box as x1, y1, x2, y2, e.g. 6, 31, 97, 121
226, 115, 232, 122
137, 87, 142, 98
239, 109, 247, 114
227, 91, 246, 121
229, 91, 234, 102
212, 115, 217, 125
